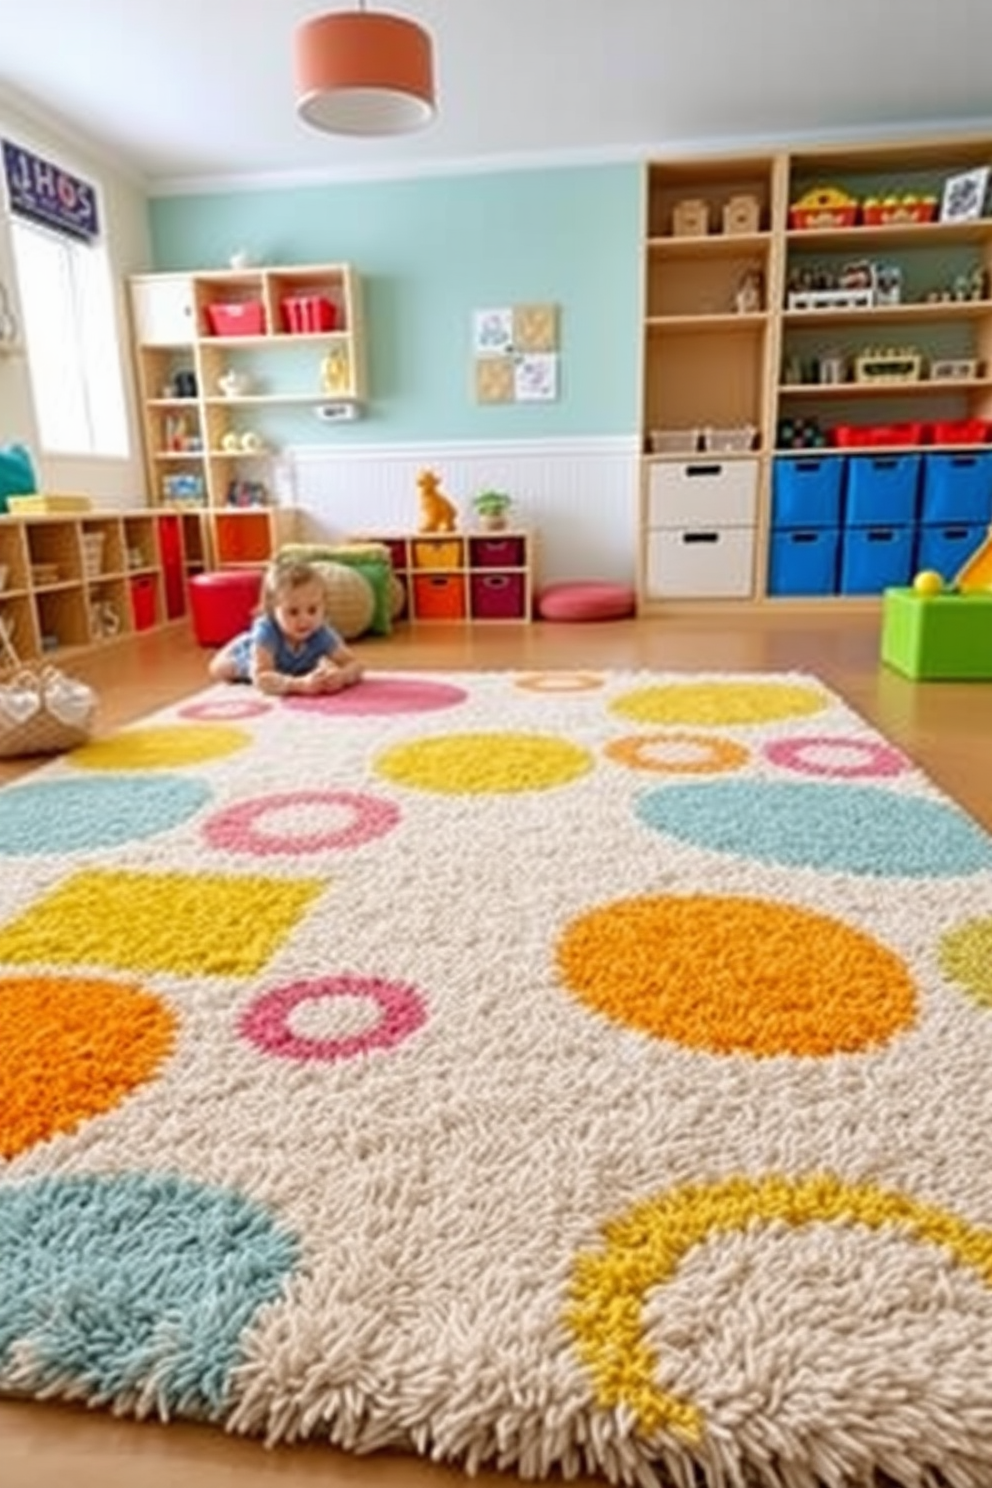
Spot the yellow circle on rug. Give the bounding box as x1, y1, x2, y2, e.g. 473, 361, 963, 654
566, 1172, 992, 1440
0, 975, 177, 1158
71, 724, 249, 771
557, 894, 915, 1056
374, 732, 594, 794
939, 917, 992, 1004
605, 731, 750, 774
609, 680, 828, 728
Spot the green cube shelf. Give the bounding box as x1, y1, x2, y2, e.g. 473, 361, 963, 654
881, 587, 992, 680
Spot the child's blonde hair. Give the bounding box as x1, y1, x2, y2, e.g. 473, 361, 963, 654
260, 558, 326, 618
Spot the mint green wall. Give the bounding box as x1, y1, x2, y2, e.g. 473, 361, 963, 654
147, 164, 642, 443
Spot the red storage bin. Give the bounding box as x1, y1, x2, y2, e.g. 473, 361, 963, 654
832, 423, 925, 448
188, 570, 264, 647
929, 419, 990, 446
470, 572, 526, 619
130, 575, 159, 632
281, 296, 338, 334
469, 535, 526, 569
205, 301, 266, 336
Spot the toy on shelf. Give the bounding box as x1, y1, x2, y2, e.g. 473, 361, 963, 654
854, 346, 924, 384
320, 345, 351, 394
786, 260, 901, 311
722, 194, 761, 235
417, 469, 459, 533
924, 267, 989, 304
777, 416, 828, 450
734, 269, 764, 314
862, 193, 938, 226
789, 187, 859, 230
672, 198, 710, 237
930, 358, 981, 382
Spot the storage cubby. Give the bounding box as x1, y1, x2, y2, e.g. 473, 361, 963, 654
352, 531, 533, 623
639, 133, 992, 612
0, 511, 197, 669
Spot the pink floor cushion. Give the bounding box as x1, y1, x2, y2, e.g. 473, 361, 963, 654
536, 580, 636, 622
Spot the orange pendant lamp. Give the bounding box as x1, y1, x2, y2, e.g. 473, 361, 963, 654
294, 3, 436, 136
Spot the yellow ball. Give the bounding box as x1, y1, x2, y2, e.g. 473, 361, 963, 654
912, 570, 944, 596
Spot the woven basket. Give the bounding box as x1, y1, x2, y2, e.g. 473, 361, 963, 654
0, 627, 97, 758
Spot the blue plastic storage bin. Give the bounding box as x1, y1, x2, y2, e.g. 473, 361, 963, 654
919, 452, 992, 525
769, 528, 840, 596
844, 454, 921, 527
772, 456, 845, 529
840, 526, 915, 595
914, 523, 988, 583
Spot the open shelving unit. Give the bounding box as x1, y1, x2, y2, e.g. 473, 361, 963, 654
128, 263, 364, 571
0, 509, 198, 668
639, 135, 992, 612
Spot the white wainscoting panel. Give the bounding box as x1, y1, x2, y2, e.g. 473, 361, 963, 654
280, 436, 640, 585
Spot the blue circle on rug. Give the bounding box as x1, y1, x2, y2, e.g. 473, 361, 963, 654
0, 776, 212, 855
636, 780, 992, 878
0, 1173, 299, 1416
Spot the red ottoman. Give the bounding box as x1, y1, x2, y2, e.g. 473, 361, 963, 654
189, 570, 264, 647
536, 580, 636, 622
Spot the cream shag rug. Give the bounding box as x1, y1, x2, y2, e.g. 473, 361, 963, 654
2, 669, 992, 1488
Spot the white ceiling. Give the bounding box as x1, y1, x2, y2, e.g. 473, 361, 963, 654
1, 0, 991, 193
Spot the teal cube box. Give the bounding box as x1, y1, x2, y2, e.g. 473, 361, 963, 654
881, 587, 992, 680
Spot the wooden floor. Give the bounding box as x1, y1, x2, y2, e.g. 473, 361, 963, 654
2, 607, 991, 1488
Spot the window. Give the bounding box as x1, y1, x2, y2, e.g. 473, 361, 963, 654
9, 215, 129, 458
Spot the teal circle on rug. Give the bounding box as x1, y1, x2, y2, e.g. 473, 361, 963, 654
636, 780, 992, 877
0, 776, 212, 855
0, 1174, 299, 1415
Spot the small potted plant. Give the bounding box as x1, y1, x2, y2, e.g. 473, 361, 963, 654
473, 489, 513, 532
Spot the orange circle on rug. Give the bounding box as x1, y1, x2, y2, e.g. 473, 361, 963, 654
71, 724, 248, 771
556, 895, 916, 1056
605, 731, 750, 775
0, 976, 177, 1158
609, 680, 828, 728
939, 917, 992, 1005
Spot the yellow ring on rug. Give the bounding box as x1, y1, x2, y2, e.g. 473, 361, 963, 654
605, 731, 750, 775
556, 894, 916, 1056
566, 1173, 992, 1441
374, 732, 594, 794
610, 680, 828, 728
0, 975, 176, 1158
71, 724, 249, 770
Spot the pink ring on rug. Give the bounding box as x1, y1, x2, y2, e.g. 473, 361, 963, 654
202, 790, 400, 856
284, 676, 468, 716
239, 975, 427, 1062
179, 697, 272, 721
765, 735, 909, 779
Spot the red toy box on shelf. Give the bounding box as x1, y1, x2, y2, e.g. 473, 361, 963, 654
204, 301, 266, 336
861, 196, 938, 226
929, 419, 990, 445
789, 188, 859, 230
832, 423, 926, 448
281, 296, 338, 334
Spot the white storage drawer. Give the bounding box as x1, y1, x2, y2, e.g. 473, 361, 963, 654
648, 458, 759, 528
646, 527, 756, 598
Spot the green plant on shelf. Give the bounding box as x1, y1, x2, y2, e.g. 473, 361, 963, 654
473, 489, 513, 531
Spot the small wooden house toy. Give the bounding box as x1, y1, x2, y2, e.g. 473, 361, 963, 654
672, 198, 710, 237
722, 194, 761, 235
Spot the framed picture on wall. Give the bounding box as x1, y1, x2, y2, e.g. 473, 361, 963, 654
939, 166, 990, 223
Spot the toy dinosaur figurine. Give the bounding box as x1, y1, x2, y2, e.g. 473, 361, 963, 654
417, 469, 459, 533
